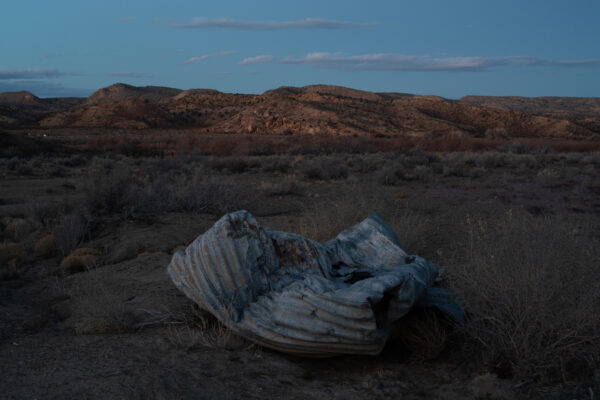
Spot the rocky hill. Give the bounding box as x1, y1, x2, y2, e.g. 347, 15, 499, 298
1, 83, 599, 138
0, 91, 85, 127
459, 95, 600, 133
85, 83, 182, 105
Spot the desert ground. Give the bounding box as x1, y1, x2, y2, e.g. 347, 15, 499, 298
1, 127, 599, 399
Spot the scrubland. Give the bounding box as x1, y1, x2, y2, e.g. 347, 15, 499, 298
1, 135, 599, 399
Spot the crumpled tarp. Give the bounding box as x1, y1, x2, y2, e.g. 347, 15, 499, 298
168, 210, 462, 357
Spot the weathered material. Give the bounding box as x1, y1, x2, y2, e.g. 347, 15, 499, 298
168, 210, 461, 357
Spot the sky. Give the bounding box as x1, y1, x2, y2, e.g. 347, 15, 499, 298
1, 0, 599, 98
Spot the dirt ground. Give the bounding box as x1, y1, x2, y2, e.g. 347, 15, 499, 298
1, 149, 599, 399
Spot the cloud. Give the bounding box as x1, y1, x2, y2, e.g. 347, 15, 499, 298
174, 17, 376, 30
279, 53, 600, 72
0, 69, 62, 80
108, 71, 152, 78
239, 55, 274, 65
0, 80, 92, 97
183, 51, 234, 64
207, 71, 259, 76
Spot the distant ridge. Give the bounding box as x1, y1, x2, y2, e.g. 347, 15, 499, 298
86, 83, 183, 105
1, 83, 598, 138
0, 91, 42, 105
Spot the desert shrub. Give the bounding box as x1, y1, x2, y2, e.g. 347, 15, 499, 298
66, 270, 148, 334
581, 153, 600, 167
118, 139, 161, 158
54, 210, 92, 257
448, 210, 600, 382
563, 152, 584, 165
79, 163, 259, 218
499, 141, 533, 154
89, 156, 115, 172
379, 163, 426, 183
377, 164, 398, 186
442, 163, 469, 178
0, 243, 22, 267
136, 172, 256, 215
46, 164, 67, 177
60, 247, 101, 274
346, 154, 382, 173
298, 187, 432, 254
261, 179, 305, 197
15, 163, 33, 175
6, 157, 20, 171
82, 170, 137, 217
395, 148, 439, 168
260, 156, 291, 173
60, 154, 87, 167
376, 159, 434, 184
28, 200, 71, 227
142, 157, 188, 176
513, 154, 538, 170
475, 152, 506, 169
536, 167, 563, 185
412, 165, 432, 181
4, 218, 32, 242
429, 162, 444, 174
301, 158, 348, 180
166, 312, 245, 350
468, 167, 487, 179
392, 308, 449, 361
210, 157, 255, 174
34, 235, 57, 259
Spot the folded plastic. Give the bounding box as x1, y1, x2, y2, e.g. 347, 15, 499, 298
168, 210, 462, 357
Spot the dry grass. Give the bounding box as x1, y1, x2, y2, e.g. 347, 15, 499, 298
60, 247, 102, 275
301, 157, 349, 180
447, 210, 600, 382
54, 210, 92, 257
260, 177, 306, 197
166, 305, 246, 350
392, 308, 449, 361
34, 234, 57, 258
63, 267, 181, 335
79, 166, 260, 219
298, 186, 432, 255
297, 186, 600, 383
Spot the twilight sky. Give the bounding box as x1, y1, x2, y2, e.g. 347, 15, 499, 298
1, 0, 599, 98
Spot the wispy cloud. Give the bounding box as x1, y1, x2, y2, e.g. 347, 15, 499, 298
239, 55, 274, 65
0, 69, 62, 80
108, 71, 152, 78
174, 17, 377, 30
207, 71, 259, 76
279, 53, 600, 72
183, 51, 234, 64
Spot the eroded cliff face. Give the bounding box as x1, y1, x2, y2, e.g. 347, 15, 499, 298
1, 83, 598, 138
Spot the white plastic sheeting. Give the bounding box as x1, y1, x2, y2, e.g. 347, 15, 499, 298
168, 210, 461, 357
